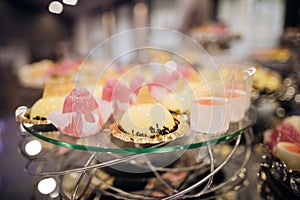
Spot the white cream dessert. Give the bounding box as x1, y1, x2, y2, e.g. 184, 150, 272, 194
118, 86, 178, 138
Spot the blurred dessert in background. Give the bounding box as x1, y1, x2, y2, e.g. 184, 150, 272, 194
17, 59, 81, 89
252, 48, 291, 63
253, 66, 282, 93
264, 115, 300, 171
17, 59, 54, 89
190, 23, 241, 52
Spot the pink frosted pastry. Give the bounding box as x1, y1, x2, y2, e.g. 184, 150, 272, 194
264, 116, 300, 155
63, 87, 98, 122
102, 77, 119, 102
48, 87, 113, 137
152, 71, 178, 88
102, 77, 145, 118
151, 66, 192, 89
176, 66, 193, 79
102, 76, 144, 103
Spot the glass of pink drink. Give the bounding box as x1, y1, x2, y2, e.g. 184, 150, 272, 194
227, 67, 255, 122
227, 85, 247, 122
190, 75, 233, 134
213, 57, 256, 112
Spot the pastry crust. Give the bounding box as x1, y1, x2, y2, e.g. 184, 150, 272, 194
109, 116, 187, 144
16, 108, 51, 125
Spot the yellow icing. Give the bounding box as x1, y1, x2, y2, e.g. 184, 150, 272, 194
30, 96, 65, 119
119, 103, 175, 136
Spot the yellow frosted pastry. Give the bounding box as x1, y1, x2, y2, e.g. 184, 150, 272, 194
109, 86, 186, 143
135, 85, 156, 104
118, 86, 177, 137
161, 92, 181, 113
119, 103, 176, 137
30, 97, 65, 120
253, 67, 281, 92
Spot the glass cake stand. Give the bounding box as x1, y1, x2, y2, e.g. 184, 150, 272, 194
17, 109, 255, 200
20, 114, 251, 154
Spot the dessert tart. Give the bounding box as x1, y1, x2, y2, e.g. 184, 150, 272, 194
15, 95, 65, 125
15, 96, 65, 132
110, 86, 186, 144
16, 106, 52, 125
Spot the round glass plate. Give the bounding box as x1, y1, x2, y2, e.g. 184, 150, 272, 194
21, 115, 252, 154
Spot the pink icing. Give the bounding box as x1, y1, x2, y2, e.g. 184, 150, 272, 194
63, 87, 99, 122
102, 77, 119, 101
48, 87, 113, 137
264, 122, 300, 155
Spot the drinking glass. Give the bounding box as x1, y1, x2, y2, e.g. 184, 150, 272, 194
190, 75, 233, 134
224, 64, 256, 122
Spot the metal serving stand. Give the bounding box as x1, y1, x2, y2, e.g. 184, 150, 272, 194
17, 110, 254, 200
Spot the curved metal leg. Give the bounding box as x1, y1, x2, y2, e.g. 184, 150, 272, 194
162, 134, 242, 200
203, 128, 253, 195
